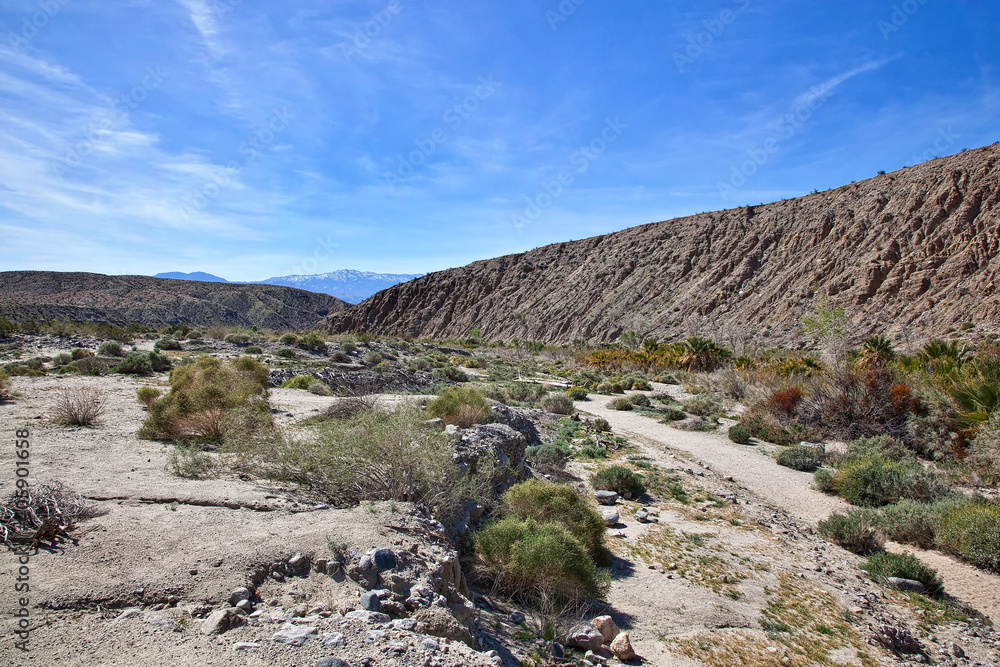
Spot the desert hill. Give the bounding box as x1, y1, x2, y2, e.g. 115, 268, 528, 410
0, 271, 347, 330
325, 145, 1000, 344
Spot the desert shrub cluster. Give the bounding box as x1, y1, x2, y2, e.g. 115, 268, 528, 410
473, 480, 610, 610
427, 386, 492, 427
138, 356, 272, 443
591, 465, 646, 497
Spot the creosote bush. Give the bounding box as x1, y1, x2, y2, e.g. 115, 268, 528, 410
609, 396, 633, 411
501, 479, 607, 556
540, 393, 574, 415
776, 446, 821, 472
864, 552, 943, 597
426, 386, 492, 427
97, 341, 124, 357
138, 356, 272, 443
728, 425, 751, 444
937, 502, 1000, 571
53, 387, 107, 426
591, 465, 645, 497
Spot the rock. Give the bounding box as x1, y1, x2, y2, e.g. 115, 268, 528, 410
952, 643, 965, 659
611, 632, 636, 660
414, 607, 475, 648
322, 632, 345, 647
112, 609, 143, 623
444, 424, 459, 436
392, 618, 418, 631
509, 611, 526, 624
549, 641, 565, 659
233, 642, 260, 651
634, 509, 650, 523
143, 614, 184, 632
423, 418, 445, 430
358, 555, 373, 571
591, 615, 620, 644
271, 625, 319, 646
235, 599, 252, 612
201, 609, 241, 636
287, 552, 309, 574
360, 591, 382, 612
420, 638, 439, 651
595, 490, 619, 505
887, 577, 926, 593
599, 508, 620, 526
315, 658, 350, 667
230, 587, 252, 606
568, 623, 606, 651
373, 548, 398, 572
344, 610, 391, 624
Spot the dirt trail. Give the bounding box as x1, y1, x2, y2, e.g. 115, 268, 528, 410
577, 391, 1000, 625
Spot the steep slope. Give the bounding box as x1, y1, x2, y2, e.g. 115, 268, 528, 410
0, 272, 347, 330
325, 145, 1000, 344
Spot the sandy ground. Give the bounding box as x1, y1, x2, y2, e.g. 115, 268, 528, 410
576, 388, 1000, 627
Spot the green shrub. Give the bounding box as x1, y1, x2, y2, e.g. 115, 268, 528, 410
591, 466, 645, 497
596, 382, 614, 393
818, 510, 884, 555
138, 356, 272, 442
281, 375, 315, 390
297, 331, 327, 351
864, 552, 943, 596
97, 341, 124, 357
874, 498, 968, 548
682, 393, 724, 417
541, 393, 574, 415
364, 351, 383, 365
502, 480, 606, 554
661, 407, 687, 421
630, 393, 651, 407
71, 356, 115, 375
3, 364, 44, 377
276, 348, 297, 359
474, 517, 608, 607
244, 345, 263, 355
728, 425, 751, 444
526, 444, 568, 468
593, 418, 611, 432
50, 352, 73, 367
632, 379, 652, 391
224, 333, 250, 345
432, 365, 470, 383
340, 340, 357, 353
71, 348, 93, 360
832, 457, 947, 508
579, 445, 607, 460
114, 351, 171, 375
737, 413, 792, 445
308, 382, 332, 396
427, 386, 491, 427
154, 338, 182, 352
840, 435, 913, 466
136, 386, 162, 407
566, 386, 589, 400
814, 468, 836, 493
938, 502, 1000, 571
776, 446, 821, 472
609, 396, 633, 411
609, 383, 625, 394
279, 333, 298, 345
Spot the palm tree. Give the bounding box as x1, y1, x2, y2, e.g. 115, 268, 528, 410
858, 334, 895, 369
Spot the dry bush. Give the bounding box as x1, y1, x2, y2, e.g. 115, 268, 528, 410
0, 480, 105, 546
53, 387, 107, 426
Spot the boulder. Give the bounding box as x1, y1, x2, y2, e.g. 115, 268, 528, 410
611, 631, 635, 660
594, 490, 619, 505
201, 609, 241, 635
567, 623, 605, 651
372, 548, 398, 572
271, 625, 318, 646
360, 591, 382, 612
229, 587, 252, 606
599, 508, 619, 526
886, 577, 925, 593
591, 615, 620, 644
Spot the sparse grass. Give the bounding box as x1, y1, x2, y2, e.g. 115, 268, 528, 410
166, 443, 219, 479
52, 387, 107, 426
625, 525, 747, 597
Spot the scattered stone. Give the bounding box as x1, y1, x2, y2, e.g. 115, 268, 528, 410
611, 632, 636, 660
568, 623, 605, 651
344, 610, 391, 624
271, 625, 319, 646
595, 490, 619, 505
235, 599, 252, 612
391, 618, 418, 631
360, 591, 382, 612
634, 508, 651, 523
373, 548, 398, 572
599, 508, 620, 526
887, 577, 926, 593
509, 611, 526, 624
420, 638, 439, 651
143, 614, 184, 632
112, 609, 143, 623
233, 642, 260, 651
549, 641, 565, 659
322, 632, 345, 647
316, 658, 350, 667
952, 643, 965, 659
201, 609, 241, 636
287, 552, 309, 574
230, 587, 252, 606
591, 615, 620, 644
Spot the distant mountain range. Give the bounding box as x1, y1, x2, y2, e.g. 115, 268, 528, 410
153, 270, 423, 304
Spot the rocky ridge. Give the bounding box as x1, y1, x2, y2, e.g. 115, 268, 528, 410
325, 145, 1000, 344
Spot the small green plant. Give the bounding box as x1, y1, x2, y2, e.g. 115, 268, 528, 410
736, 413, 792, 445
97, 341, 124, 357
814, 468, 836, 493
71, 348, 93, 360
502, 479, 607, 555
325, 536, 348, 555
244, 345, 263, 355
136, 386, 162, 408
281, 375, 315, 390
660, 407, 687, 421
114, 351, 172, 375
776, 446, 821, 472
50, 352, 73, 367
566, 386, 589, 400
224, 333, 250, 345
297, 331, 327, 351
630, 393, 651, 407
432, 365, 470, 382
275, 348, 297, 359
864, 552, 943, 596
593, 418, 611, 432
631, 379, 652, 391
166, 443, 218, 479
937, 502, 1000, 571
279, 333, 298, 345
541, 393, 574, 415
609, 396, 633, 411
526, 444, 567, 468
596, 382, 614, 393
817, 510, 884, 555
682, 393, 724, 417
364, 351, 383, 365
728, 425, 751, 444
340, 340, 357, 353
426, 386, 491, 427
308, 382, 332, 396
591, 466, 645, 497
154, 338, 182, 352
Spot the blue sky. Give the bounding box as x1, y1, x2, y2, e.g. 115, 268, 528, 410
1, 0, 997, 280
